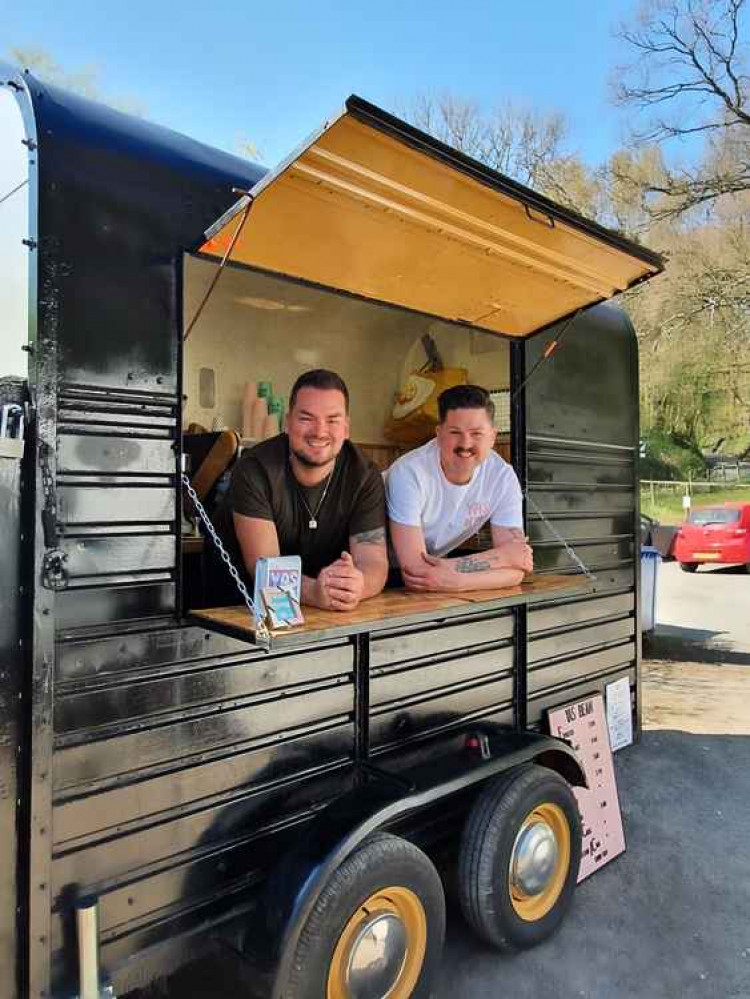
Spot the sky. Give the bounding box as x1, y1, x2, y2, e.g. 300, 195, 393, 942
3, 0, 639, 168
1, 0, 642, 375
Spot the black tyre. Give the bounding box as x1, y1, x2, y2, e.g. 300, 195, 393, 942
680, 562, 698, 573
458, 765, 582, 952
280, 833, 445, 999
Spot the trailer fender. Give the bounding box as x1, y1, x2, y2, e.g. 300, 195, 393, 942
267, 728, 584, 997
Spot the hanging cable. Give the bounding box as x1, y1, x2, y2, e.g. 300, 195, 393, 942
511, 308, 583, 404
0, 178, 28, 208
183, 195, 254, 342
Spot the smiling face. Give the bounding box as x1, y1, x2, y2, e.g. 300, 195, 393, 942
436, 407, 497, 484
286, 386, 350, 472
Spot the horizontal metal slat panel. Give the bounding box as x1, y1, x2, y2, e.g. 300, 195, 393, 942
534, 540, 633, 573
528, 457, 633, 488
371, 612, 513, 669
58, 384, 178, 408
371, 647, 514, 707
58, 485, 174, 524
528, 488, 634, 516
586, 567, 635, 592
528, 666, 635, 727
56, 583, 175, 632
528, 618, 635, 664
54, 685, 353, 791
528, 642, 635, 695
529, 514, 634, 544
50, 805, 318, 956
57, 434, 175, 475
55, 645, 353, 734
527, 435, 634, 454
60, 535, 175, 579
56, 626, 261, 684
52, 763, 352, 898
369, 678, 514, 750
53, 725, 354, 845
528, 593, 634, 635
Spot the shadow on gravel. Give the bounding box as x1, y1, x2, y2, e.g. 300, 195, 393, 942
645, 628, 750, 667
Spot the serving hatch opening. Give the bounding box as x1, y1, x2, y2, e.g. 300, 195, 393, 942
198, 96, 662, 339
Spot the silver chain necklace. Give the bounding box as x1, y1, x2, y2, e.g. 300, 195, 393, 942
294, 467, 335, 529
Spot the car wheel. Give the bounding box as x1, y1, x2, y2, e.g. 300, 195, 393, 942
280, 833, 445, 999
680, 562, 698, 573
458, 765, 582, 952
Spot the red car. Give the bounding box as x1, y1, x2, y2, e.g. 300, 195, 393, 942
674, 502, 750, 573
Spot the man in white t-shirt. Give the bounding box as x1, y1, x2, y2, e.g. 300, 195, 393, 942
387, 384, 533, 592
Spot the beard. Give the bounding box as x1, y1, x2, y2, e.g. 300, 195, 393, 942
291, 444, 336, 468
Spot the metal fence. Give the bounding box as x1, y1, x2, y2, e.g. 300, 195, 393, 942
706, 461, 750, 483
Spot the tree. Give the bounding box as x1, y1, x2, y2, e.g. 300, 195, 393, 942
613, 0, 749, 219
404, 93, 604, 218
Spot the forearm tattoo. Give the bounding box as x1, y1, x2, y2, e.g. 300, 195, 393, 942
455, 557, 492, 573
352, 527, 386, 546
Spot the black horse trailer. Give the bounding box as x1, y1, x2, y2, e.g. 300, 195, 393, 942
0, 64, 663, 999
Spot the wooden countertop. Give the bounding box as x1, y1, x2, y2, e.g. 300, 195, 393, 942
190, 573, 590, 649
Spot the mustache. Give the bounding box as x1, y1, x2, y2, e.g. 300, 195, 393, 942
454, 447, 477, 456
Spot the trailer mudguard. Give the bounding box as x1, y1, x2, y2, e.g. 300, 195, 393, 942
266, 727, 585, 997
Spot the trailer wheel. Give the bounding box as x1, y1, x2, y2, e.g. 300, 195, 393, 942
680, 562, 698, 573
281, 833, 445, 999
458, 765, 581, 952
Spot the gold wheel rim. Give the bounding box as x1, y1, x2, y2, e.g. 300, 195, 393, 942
327, 886, 427, 999
509, 802, 571, 922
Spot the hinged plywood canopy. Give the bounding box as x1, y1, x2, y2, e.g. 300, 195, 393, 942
199, 97, 662, 337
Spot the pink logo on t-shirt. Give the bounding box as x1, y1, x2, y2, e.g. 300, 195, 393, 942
464, 503, 491, 530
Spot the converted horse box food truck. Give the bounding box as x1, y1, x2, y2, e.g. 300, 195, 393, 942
0, 65, 662, 999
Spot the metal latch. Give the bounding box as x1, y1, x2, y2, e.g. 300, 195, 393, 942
42, 549, 69, 591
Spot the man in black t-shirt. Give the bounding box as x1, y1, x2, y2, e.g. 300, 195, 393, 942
212, 369, 387, 611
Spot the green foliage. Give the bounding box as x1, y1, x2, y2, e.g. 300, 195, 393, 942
640, 428, 706, 481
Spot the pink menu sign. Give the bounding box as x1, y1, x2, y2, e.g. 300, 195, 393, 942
547, 692, 626, 882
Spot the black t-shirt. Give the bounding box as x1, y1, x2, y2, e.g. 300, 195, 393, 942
213, 434, 385, 579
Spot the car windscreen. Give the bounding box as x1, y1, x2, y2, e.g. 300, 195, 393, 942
688, 508, 740, 526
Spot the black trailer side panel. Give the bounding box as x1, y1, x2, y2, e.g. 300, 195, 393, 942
0, 382, 27, 999
523, 304, 639, 727
49, 629, 356, 995
16, 73, 266, 999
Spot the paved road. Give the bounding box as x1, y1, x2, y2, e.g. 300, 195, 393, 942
654, 560, 750, 655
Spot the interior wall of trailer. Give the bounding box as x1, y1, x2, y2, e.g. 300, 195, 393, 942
183, 255, 510, 444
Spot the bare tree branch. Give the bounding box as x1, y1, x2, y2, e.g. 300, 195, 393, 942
614, 0, 749, 217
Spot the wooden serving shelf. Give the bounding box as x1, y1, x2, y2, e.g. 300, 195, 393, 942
191, 573, 590, 649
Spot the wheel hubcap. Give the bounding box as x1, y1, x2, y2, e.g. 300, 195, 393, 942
327, 887, 427, 999
345, 913, 408, 999
508, 802, 571, 922
511, 820, 559, 896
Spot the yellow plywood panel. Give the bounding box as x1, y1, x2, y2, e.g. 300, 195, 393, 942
200, 106, 660, 337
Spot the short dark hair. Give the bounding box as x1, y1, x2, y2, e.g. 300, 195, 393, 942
289, 369, 350, 412
438, 384, 495, 423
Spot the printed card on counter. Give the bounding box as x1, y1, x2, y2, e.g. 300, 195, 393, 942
253, 556, 304, 631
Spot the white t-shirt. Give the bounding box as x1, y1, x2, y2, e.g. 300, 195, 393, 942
386, 439, 523, 556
